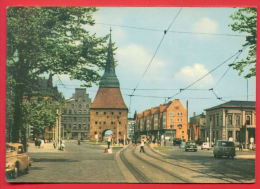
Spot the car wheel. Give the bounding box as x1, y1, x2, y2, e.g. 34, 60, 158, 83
12, 164, 19, 179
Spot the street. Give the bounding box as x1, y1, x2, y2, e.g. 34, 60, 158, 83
7, 142, 255, 183
7, 142, 125, 183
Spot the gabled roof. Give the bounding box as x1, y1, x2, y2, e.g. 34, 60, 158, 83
159, 103, 169, 113
205, 100, 255, 111
151, 106, 160, 114
90, 88, 128, 110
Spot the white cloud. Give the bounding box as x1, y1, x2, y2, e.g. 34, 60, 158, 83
116, 44, 168, 81
193, 18, 219, 33
174, 64, 214, 87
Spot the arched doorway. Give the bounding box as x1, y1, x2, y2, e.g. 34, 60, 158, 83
102, 130, 113, 142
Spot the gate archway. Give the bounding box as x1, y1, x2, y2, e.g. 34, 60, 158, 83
102, 130, 113, 141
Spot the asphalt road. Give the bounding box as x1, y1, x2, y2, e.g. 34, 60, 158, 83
153, 146, 255, 183
7, 143, 125, 183
6, 143, 255, 183
115, 144, 255, 183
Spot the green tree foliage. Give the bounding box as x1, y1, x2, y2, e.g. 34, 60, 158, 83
229, 7, 256, 78
23, 98, 59, 138
7, 7, 110, 142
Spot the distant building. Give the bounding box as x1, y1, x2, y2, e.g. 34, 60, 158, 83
136, 99, 188, 142
89, 32, 128, 142
127, 118, 136, 140
189, 113, 206, 141
61, 88, 91, 140
205, 100, 255, 148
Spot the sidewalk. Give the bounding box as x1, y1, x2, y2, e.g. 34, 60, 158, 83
28, 142, 63, 153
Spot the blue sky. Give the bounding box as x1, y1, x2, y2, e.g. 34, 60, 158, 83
53, 7, 256, 118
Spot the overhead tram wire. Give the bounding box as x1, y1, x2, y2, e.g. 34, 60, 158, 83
167, 47, 247, 101
127, 8, 183, 114
95, 22, 246, 38
131, 7, 183, 96
214, 49, 243, 88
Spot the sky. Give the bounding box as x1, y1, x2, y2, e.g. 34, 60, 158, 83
52, 7, 256, 118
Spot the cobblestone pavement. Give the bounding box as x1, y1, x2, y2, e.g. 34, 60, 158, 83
7, 142, 126, 183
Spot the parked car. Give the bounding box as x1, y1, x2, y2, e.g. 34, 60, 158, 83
201, 142, 211, 150
6, 143, 31, 178
213, 140, 236, 159
185, 141, 197, 152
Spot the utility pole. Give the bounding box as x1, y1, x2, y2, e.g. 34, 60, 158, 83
186, 100, 190, 141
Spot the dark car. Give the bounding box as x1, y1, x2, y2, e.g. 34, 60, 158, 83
173, 138, 182, 146
213, 140, 236, 159
185, 141, 197, 152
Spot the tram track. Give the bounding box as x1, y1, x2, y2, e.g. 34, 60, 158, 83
119, 146, 152, 183
147, 144, 244, 183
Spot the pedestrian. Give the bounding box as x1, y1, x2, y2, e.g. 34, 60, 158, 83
38, 139, 41, 148
107, 136, 112, 149
239, 143, 243, 151
53, 140, 56, 149
78, 139, 81, 145
140, 140, 145, 153
61, 141, 65, 151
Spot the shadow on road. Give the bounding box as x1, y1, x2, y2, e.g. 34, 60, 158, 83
32, 158, 79, 162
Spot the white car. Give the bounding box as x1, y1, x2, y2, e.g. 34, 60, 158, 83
201, 142, 211, 150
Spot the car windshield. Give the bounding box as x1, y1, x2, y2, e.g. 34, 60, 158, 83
217, 141, 234, 147
6, 144, 16, 152
187, 142, 196, 145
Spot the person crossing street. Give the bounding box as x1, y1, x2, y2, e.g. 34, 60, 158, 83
140, 140, 145, 153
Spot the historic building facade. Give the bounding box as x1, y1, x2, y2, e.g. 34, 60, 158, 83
136, 99, 188, 142
189, 113, 206, 141
61, 88, 91, 140
89, 33, 128, 142
205, 101, 256, 148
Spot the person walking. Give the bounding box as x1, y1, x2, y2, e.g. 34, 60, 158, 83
140, 140, 145, 153
107, 135, 112, 149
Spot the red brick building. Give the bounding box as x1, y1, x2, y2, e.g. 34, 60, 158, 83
136, 99, 188, 142
89, 32, 128, 142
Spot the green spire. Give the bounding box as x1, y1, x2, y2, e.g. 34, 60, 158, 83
99, 29, 120, 88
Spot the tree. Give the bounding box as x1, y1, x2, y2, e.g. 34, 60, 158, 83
229, 7, 256, 78
22, 98, 60, 139
7, 7, 110, 143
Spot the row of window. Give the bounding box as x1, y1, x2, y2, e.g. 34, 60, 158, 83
69, 103, 89, 108
169, 112, 183, 116
95, 121, 121, 125
63, 124, 87, 130
63, 117, 88, 121
95, 111, 122, 116
64, 109, 89, 114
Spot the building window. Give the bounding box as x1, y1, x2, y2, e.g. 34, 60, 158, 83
227, 114, 233, 125
74, 117, 77, 121
228, 131, 233, 139
78, 124, 81, 129
119, 112, 122, 115
235, 114, 241, 126
182, 131, 184, 134
99, 121, 101, 124
119, 132, 121, 135
95, 121, 98, 124
69, 110, 72, 114
170, 125, 173, 128
169, 112, 174, 116
79, 104, 82, 108
246, 112, 252, 125
119, 121, 121, 125
175, 106, 179, 110
111, 112, 114, 115
103, 121, 106, 124
111, 121, 114, 124
104, 112, 106, 115
96, 112, 98, 115
180, 112, 183, 116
